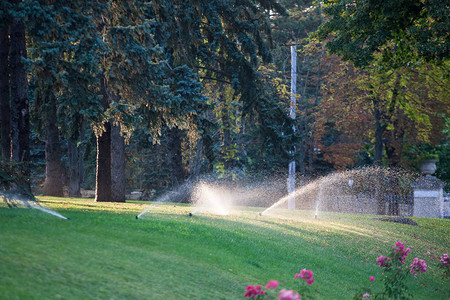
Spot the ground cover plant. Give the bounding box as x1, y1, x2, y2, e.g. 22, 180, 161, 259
1, 197, 449, 299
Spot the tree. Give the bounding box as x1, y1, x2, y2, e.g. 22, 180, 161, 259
67, 140, 82, 197
270, 1, 326, 175
0, 2, 10, 160
24, 0, 103, 196
9, 0, 30, 168
146, 0, 290, 180
316, 55, 449, 169
41, 92, 64, 196
317, 0, 450, 68
314, 57, 371, 168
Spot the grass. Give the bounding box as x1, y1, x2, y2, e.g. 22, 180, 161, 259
0, 196, 449, 299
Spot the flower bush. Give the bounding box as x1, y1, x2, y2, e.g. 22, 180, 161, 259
244, 242, 440, 299
278, 289, 301, 300
295, 269, 314, 285
266, 280, 279, 290
376, 255, 391, 268
244, 269, 315, 299
393, 241, 411, 264
409, 258, 427, 278
244, 285, 265, 299
354, 241, 428, 299
439, 253, 449, 278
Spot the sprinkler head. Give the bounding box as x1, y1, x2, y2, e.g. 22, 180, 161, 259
258, 212, 262, 216
314, 214, 317, 219
188, 213, 193, 217
135, 215, 139, 219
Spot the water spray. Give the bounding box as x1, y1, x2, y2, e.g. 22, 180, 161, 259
1, 191, 69, 220
136, 181, 194, 219
190, 183, 231, 216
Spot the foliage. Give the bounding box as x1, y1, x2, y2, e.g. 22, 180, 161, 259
3, 0, 449, 195
439, 254, 449, 279
353, 241, 430, 299
269, 4, 326, 175
376, 241, 415, 299
435, 116, 450, 189
317, 0, 450, 68
22, 0, 104, 139
316, 54, 449, 169
244, 271, 316, 299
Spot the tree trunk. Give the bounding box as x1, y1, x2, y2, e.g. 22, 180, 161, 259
9, 10, 29, 165
373, 105, 385, 167
190, 138, 203, 179
218, 93, 233, 171
0, 26, 10, 160
95, 75, 111, 202
308, 129, 314, 174
384, 80, 402, 167
203, 134, 215, 172
167, 127, 185, 186
373, 104, 387, 214
111, 123, 125, 202
385, 125, 404, 168
42, 93, 64, 196
68, 141, 82, 197
95, 122, 111, 202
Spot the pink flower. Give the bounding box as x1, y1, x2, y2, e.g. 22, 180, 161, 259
409, 257, 427, 278
369, 276, 375, 281
299, 269, 314, 280
295, 269, 314, 285
266, 280, 279, 289
362, 293, 371, 298
278, 289, 301, 300
376, 256, 391, 268
393, 241, 410, 264
244, 285, 265, 298
394, 241, 404, 249
440, 254, 449, 266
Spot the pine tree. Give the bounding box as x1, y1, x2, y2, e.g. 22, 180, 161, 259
0, 2, 11, 160
24, 0, 103, 196
9, 0, 30, 167
152, 0, 289, 177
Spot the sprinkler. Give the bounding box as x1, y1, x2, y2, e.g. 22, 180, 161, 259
315, 214, 318, 219
188, 213, 193, 217
135, 215, 139, 219
258, 212, 262, 216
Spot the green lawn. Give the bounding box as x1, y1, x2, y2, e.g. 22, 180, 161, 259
1, 197, 449, 299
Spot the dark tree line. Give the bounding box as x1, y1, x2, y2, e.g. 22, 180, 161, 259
1, 0, 294, 201
1, 0, 30, 174
1, 0, 448, 201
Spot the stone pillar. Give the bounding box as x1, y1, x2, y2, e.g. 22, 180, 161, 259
411, 175, 445, 218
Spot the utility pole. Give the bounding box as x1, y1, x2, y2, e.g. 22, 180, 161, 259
288, 45, 296, 210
